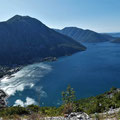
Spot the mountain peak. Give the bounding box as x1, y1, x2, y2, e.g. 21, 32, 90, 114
62, 27, 83, 31
7, 15, 37, 23
12, 15, 28, 18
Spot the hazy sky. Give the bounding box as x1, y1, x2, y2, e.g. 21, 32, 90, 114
0, 0, 120, 32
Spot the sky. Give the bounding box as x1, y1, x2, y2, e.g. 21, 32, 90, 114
0, 0, 120, 32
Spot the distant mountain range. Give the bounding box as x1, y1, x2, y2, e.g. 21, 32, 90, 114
105, 33, 120, 38
0, 15, 86, 65
54, 27, 115, 43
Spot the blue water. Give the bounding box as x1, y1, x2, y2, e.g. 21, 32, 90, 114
1, 42, 120, 106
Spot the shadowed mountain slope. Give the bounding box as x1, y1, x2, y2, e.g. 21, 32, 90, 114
0, 15, 86, 65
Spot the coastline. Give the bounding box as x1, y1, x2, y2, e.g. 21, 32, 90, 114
0, 57, 57, 80
0, 66, 23, 80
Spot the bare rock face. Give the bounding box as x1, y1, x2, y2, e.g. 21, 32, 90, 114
45, 113, 91, 120
62, 112, 92, 120
0, 89, 8, 108
66, 112, 91, 120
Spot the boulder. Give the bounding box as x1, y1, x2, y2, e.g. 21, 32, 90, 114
67, 112, 91, 120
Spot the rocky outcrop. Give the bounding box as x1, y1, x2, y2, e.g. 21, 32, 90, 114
45, 112, 91, 120
66, 112, 91, 120
0, 89, 8, 108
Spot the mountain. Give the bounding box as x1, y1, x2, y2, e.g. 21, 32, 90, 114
111, 38, 120, 43
0, 15, 86, 65
54, 27, 115, 43
106, 33, 120, 38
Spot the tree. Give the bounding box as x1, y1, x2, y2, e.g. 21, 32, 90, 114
62, 85, 76, 114
62, 85, 76, 105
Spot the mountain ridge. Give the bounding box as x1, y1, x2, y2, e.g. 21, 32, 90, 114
105, 32, 120, 38
54, 27, 115, 43
0, 15, 86, 65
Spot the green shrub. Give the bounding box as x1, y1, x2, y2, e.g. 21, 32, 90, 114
0, 106, 29, 117
27, 104, 40, 113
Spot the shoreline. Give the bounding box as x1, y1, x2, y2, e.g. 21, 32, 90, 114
0, 66, 23, 80
0, 57, 57, 80
0, 49, 86, 80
